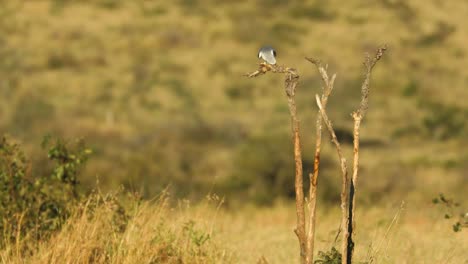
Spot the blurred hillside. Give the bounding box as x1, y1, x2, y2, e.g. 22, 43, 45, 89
1, 0, 467, 204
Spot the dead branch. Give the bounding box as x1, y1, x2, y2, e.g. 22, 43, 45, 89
246, 62, 306, 264
305, 58, 337, 264
315, 94, 350, 264
355, 45, 387, 118
245, 63, 298, 79
347, 45, 387, 262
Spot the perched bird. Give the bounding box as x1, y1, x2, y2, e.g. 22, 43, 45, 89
258, 46, 277, 65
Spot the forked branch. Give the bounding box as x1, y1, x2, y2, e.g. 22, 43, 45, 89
305, 58, 336, 264
246, 63, 306, 264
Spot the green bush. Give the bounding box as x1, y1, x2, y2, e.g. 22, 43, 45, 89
0, 135, 91, 248
314, 247, 341, 264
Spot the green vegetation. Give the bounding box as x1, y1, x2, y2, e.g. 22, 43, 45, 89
0, 0, 467, 263
0, 136, 90, 248
0, 137, 228, 262
314, 247, 341, 264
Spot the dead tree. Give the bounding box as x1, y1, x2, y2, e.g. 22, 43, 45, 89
314, 46, 387, 264
246, 63, 306, 264
245, 45, 386, 264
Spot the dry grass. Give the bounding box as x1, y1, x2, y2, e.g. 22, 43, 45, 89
1, 193, 233, 264
1, 196, 466, 264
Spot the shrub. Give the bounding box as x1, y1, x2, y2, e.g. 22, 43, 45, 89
314, 247, 341, 264
0, 135, 91, 249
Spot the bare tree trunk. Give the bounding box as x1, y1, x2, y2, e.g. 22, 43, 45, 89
347, 45, 387, 262
246, 64, 307, 264
285, 71, 307, 264
305, 58, 336, 264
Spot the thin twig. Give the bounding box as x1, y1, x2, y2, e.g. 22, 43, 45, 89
315, 94, 350, 264
305, 57, 336, 264
356, 45, 387, 118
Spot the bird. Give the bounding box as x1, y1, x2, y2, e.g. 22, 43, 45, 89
258, 46, 277, 65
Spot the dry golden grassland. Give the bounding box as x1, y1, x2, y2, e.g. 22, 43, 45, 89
1, 194, 467, 264
0, 1, 467, 263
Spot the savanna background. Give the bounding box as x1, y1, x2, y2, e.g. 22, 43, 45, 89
0, 0, 467, 263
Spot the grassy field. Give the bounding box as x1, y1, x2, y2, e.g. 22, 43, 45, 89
0, 0, 467, 263
1, 194, 466, 263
